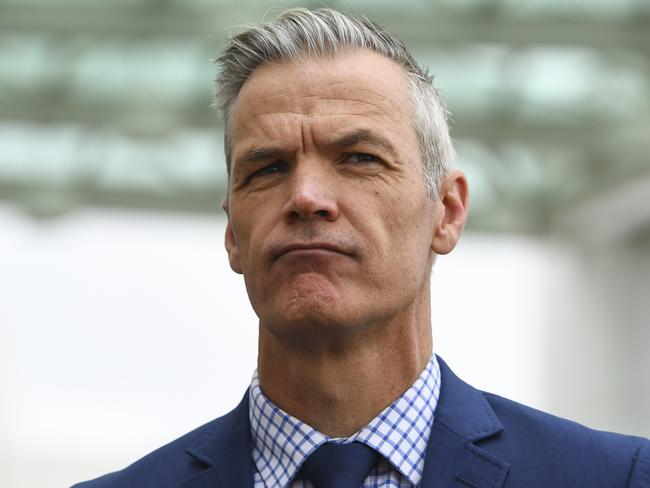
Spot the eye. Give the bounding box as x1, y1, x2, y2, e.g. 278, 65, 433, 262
343, 153, 381, 164
250, 161, 287, 179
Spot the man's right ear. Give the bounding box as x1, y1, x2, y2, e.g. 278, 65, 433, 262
224, 222, 243, 274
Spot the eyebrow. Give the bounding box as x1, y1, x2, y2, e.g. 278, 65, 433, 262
233, 146, 284, 174
233, 129, 396, 173
330, 129, 396, 155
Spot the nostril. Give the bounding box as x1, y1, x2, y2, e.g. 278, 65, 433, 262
316, 210, 328, 218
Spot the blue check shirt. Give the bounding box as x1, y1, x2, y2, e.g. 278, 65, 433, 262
249, 354, 441, 488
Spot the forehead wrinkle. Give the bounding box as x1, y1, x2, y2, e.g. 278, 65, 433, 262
248, 86, 398, 115
234, 113, 404, 162
232, 79, 413, 166
231, 117, 314, 170
250, 78, 393, 98
248, 112, 385, 120
250, 99, 388, 118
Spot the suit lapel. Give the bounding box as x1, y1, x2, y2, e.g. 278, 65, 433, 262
420, 357, 510, 488
176, 392, 255, 488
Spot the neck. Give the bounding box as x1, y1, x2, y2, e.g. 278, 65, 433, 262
257, 291, 432, 438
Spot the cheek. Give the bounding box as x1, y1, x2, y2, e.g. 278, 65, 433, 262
228, 194, 271, 257
380, 194, 435, 266
228, 212, 256, 271
350, 191, 419, 267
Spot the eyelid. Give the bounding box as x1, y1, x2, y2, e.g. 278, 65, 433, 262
247, 160, 287, 181
342, 152, 382, 163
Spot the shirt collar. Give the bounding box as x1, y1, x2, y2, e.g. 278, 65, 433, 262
249, 354, 441, 487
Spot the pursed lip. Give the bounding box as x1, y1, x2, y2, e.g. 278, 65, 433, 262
272, 242, 352, 261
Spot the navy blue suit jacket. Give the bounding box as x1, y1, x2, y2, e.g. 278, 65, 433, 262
74, 357, 650, 487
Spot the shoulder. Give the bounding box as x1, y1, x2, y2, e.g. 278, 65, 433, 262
433, 357, 650, 487
71, 393, 251, 488
71, 417, 221, 488
481, 391, 650, 487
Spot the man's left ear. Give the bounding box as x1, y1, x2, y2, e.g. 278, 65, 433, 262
225, 221, 243, 274
431, 170, 469, 255
222, 198, 243, 274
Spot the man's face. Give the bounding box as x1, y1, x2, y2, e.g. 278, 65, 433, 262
225, 50, 444, 341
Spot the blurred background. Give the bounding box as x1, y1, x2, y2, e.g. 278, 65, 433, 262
1, 0, 649, 486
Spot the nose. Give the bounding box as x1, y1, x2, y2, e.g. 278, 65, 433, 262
282, 164, 339, 223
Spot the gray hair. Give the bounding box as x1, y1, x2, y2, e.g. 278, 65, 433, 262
214, 7, 454, 197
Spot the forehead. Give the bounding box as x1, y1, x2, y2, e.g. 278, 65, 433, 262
228, 50, 415, 156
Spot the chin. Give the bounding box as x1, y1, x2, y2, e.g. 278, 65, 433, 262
254, 274, 369, 339
278, 273, 339, 310
262, 295, 360, 343
283, 291, 339, 325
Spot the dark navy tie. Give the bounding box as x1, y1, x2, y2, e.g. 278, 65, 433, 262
299, 441, 380, 488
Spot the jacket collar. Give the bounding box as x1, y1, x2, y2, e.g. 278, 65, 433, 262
178, 356, 510, 488
178, 392, 254, 488
420, 356, 509, 488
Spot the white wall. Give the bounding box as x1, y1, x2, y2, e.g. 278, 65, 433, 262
547, 234, 650, 436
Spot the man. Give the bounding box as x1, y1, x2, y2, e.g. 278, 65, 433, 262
75, 8, 650, 488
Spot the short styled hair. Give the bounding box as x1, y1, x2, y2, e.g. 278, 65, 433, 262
214, 7, 454, 197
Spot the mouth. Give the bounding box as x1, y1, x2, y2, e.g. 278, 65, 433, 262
272, 242, 352, 261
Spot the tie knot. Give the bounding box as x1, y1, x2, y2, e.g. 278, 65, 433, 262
299, 442, 379, 488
